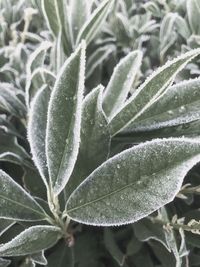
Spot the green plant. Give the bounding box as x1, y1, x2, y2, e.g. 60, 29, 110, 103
2, 0, 200, 267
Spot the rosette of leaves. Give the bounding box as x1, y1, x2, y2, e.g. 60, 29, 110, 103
0, 32, 200, 266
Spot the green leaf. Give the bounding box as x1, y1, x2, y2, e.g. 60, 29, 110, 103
30, 251, 47, 265
65, 85, 111, 198
41, 0, 72, 55
70, 0, 90, 42
133, 218, 170, 251
0, 170, 47, 221
0, 83, 26, 118
0, 131, 32, 169
0, 225, 61, 257
104, 228, 127, 267
124, 78, 200, 134
28, 85, 51, 186
41, 0, 60, 36
187, 0, 200, 35
66, 138, 200, 226
103, 50, 142, 119
76, 0, 114, 46
0, 219, 15, 237
0, 258, 11, 267
25, 68, 55, 106
109, 48, 200, 136
26, 41, 52, 76
46, 41, 86, 195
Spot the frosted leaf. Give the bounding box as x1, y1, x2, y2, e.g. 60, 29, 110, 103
109, 48, 200, 136
125, 78, 200, 133
65, 85, 111, 198
0, 170, 47, 221
187, 0, 200, 35
103, 50, 142, 119
0, 219, 15, 237
69, 0, 90, 42
30, 250, 47, 265
25, 68, 55, 107
46, 41, 86, 195
66, 138, 200, 226
0, 83, 26, 118
28, 85, 51, 186
0, 225, 61, 257
76, 0, 114, 46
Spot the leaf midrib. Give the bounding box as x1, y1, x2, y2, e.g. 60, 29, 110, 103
0, 194, 45, 219
67, 153, 198, 214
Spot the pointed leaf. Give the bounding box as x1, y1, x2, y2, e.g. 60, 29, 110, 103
0, 83, 26, 118
28, 85, 51, 186
31, 251, 47, 265
0, 226, 61, 257
125, 78, 200, 133
103, 50, 142, 118
109, 49, 200, 135
0, 219, 15, 237
46, 41, 86, 195
65, 85, 111, 198
0, 170, 47, 221
70, 0, 90, 42
66, 138, 200, 226
76, 0, 114, 46
187, 0, 200, 35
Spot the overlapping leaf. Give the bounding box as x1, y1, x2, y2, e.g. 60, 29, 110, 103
66, 138, 200, 226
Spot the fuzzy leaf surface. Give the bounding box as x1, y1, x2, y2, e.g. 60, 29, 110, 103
0, 170, 47, 221
103, 50, 142, 119
125, 78, 200, 133
76, 0, 114, 46
28, 85, 51, 186
65, 85, 111, 197
0, 226, 61, 257
46, 41, 85, 195
66, 138, 200, 226
109, 49, 200, 135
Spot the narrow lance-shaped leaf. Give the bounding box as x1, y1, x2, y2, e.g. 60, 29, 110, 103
109, 48, 200, 136
66, 138, 200, 226
125, 78, 200, 133
65, 85, 111, 198
46, 41, 86, 195
70, 0, 90, 42
187, 0, 200, 35
0, 219, 15, 237
103, 50, 142, 119
41, 0, 60, 36
0, 225, 61, 257
76, 0, 114, 46
28, 85, 51, 187
0, 170, 47, 221
30, 251, 47, 266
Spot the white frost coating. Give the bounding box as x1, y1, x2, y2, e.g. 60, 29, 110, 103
27, 85, 49, 188
125, 77, 200, 132
0, 225, 61, 257
76, 0, 114, 46
31, 250, 47, 265
0, 170, 47, 221
103, 50, 143, 119
109, 48, 200, 135
25, 41, 52, 108
66, 137, 200, 226
46, 41, 86, 195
